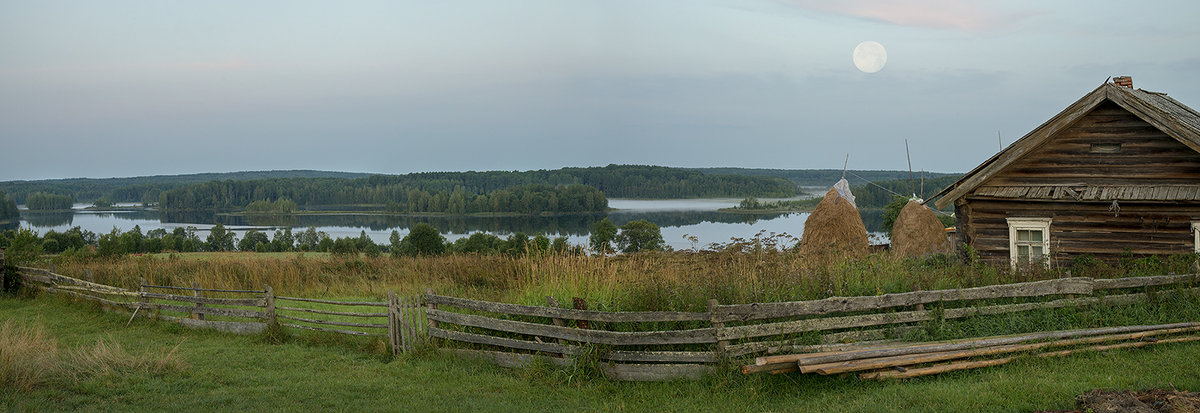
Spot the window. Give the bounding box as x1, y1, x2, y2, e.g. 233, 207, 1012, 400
1008, 218, 1052, 268
1193, 222, 1199, 254
1090, 143, 1122, 153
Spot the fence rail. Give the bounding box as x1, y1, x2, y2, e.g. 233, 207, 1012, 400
9, 256, 1197, 382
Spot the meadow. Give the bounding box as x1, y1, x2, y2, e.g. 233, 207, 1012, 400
5, 244, 1200, 411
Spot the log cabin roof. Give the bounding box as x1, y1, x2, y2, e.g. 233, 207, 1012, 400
931, 81, 1200, 210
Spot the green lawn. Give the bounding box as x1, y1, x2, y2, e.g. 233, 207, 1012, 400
4, 295, 1200, 412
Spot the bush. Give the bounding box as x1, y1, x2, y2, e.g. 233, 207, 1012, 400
398, 224, 446, 257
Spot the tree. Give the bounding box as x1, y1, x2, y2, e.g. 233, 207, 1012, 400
589, 218, 618, 254
880, 195, 909, 238
239, 230, 270, 252
206, 223, 236, 252
398, 224, 446, 256
616, 220, 665, 253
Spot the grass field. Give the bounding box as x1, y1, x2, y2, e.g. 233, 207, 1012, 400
3, 294, 1200, 412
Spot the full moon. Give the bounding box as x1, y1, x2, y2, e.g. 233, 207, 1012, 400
853, 41, 887, 73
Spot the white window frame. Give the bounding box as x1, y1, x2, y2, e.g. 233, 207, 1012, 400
1192, 222, 1199, 254
1007, 218, 1052, 269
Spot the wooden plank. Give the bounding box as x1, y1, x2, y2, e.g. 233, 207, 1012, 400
143, 283, 265, 293
141, 292, 264, 307
794, 322, 1200, 366
712, 278, 1094, 322
455, 348, 714, 381
602, 363, 714, 382
862, 335, 1200, 380
426, 308, 716, 345
605, 350, 717, 364
424, 294, 710, 322
39, 285, 133, 308
451, 348, 573, 369
17, 267, 130, 294
1094, 274, 1199, 290
811, 326, 1200, 375
275, 295, 387, 307
142, 302, 266, 319
430, 326, 574, 355
276, 313, 388, 329
281, 323, 386, 337
154, 313, 267, 335
275, 305, 388, 318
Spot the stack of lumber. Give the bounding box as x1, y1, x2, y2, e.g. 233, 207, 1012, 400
742, 322, 1200, 380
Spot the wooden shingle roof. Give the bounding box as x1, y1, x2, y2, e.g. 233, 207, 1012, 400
931, 81, 1200, 209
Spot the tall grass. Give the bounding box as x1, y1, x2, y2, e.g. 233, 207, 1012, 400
0, 319, 188, 392
44, 244, 1198, 312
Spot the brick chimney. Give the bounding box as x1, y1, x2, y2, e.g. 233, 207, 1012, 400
1113, 76, 1133, 88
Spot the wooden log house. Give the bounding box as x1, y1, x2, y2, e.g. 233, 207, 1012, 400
930, 77, 1200, 268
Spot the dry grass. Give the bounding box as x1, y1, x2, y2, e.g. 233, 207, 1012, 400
0, 319, 188, 392
43, 236, 1199, 312
0, 319, 60, 392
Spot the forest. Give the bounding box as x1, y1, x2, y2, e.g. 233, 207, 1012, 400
0, 191, 18, 221
23, 192, 74, 211
1, 165, 797, 208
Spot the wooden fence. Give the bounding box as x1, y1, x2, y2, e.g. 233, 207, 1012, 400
8, 257, 1197, 381
424, 274, 1199, 381
13, 265, 425, 356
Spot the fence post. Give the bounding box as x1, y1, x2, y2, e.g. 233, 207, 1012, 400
50, 262, 56, 274
1, 249, 6, 293
192, 281, 205, 320
708, 299, 728, 355
424, 288, 438, 330
86, 269, 94, 283
139, 277, 148, 308
263, 284, 276, 323
387, 290, 400, 355
547, 297, 569, 357
572, 297, 590, 330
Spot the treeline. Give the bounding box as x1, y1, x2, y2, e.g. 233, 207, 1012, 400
160, 182, 609, 215
694, 168, 959, 187
0, 191, 19, 221
3, 165, 798, 206
848, 175, 961, 211
25, 192, 74, 210
0, 225, 589, 261
0, 170, 369, 204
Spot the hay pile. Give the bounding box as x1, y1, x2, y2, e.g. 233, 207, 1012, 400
891, 200, 949, 258
798, 184, 868, 258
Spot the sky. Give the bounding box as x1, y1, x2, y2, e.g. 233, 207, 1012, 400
2, 0, 1199, 181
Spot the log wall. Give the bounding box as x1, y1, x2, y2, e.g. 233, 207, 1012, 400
957, 101, 1200, 264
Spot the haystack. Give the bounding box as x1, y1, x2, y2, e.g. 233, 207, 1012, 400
891, 200, 950, 258
798, 179, 868, 257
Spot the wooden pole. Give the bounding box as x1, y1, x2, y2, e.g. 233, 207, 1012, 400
905, 139, 914, 196
572, 297, 590, 330
794, 322, 1200, 367
863, 335, 1200, 380
387, 290, 399, 355
547, 296, 569, 357
193, 281, 205, 320
708, 299, 728, 355
424, 288, 438, 330
809, 326, 1200, 375
86, 269, 94, 283
1, 249, 6, 293
263, 284, 276, 323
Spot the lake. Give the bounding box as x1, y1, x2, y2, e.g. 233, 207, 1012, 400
11, 199, 888, 250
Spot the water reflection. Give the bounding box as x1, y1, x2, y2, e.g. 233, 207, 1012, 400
17, 200, 887, 250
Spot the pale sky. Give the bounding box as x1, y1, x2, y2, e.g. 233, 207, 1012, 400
3, 0, 1198, 180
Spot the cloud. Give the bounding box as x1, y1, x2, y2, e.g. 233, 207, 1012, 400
173, 57, 252, 72
780, 0, 1036, 32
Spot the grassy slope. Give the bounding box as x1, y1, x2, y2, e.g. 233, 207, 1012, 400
4, 295, 1200, 412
